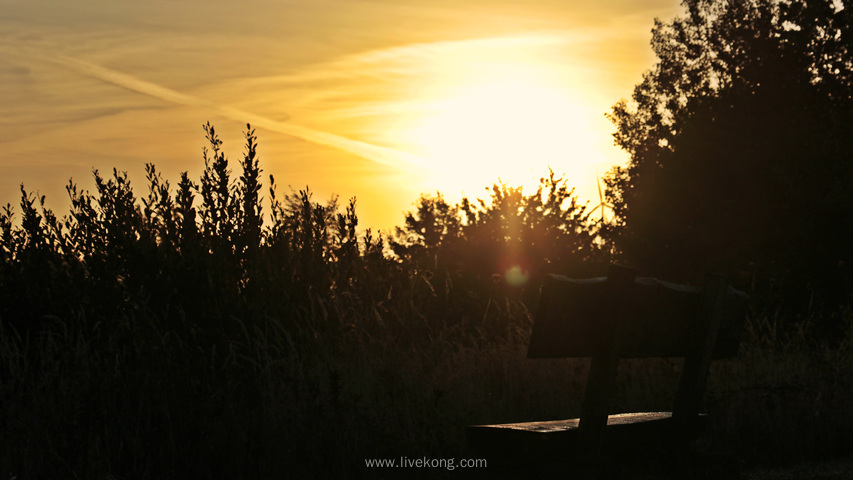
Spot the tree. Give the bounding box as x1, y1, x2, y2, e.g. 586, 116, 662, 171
389, 192, 462, 271
393, 172, 604, 296
605, 0, 853, 308
455, 172, 602, 287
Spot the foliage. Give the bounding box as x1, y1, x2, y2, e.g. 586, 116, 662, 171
391, 171, 606, 308
1, 121, 852, 478
605, 0, 853, 309
1, 124, 404, 341
0, 120, 606, 356
0, 122, 609, 477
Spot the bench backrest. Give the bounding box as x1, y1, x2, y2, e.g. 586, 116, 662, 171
528, 270, 748, 359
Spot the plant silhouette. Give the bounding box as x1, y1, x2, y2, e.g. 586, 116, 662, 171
604, 0, 853, 313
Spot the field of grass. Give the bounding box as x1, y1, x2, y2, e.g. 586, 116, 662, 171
2, 300, 851, 479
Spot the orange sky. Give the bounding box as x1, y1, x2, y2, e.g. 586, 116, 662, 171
0, 0, 683, 232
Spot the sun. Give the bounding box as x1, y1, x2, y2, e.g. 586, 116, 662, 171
406, 76, 598, 197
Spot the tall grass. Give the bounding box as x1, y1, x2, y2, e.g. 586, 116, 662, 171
3, 301, 851, 478
1, 124, 851, 478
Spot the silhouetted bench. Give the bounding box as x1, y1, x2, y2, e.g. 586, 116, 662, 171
467, 265, 748, 471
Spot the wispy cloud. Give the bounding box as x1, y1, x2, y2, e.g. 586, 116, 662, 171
227, 32, 597, 135
243, 33, 584, 88
49, 55, 425, 171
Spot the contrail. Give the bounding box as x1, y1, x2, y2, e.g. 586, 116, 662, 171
51, 55, 425, 171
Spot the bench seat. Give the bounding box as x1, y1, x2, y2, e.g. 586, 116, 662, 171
468, 412, 708, 465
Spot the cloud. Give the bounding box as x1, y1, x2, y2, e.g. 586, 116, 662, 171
48, 54, 425, 172
225, 32, 599, 132
243, 33, 585, 88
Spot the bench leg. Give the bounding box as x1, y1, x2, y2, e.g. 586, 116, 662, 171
577, 265, 636, 459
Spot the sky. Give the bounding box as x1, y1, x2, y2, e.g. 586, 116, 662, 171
0, 0, 683, 232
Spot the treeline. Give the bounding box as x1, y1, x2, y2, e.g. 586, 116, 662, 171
0, 123, 607, 348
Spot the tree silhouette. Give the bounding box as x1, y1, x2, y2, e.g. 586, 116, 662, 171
605, 0, 853, 309
392, 172, 604, 305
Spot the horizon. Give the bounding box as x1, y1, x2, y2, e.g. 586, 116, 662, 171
0, 0, 682, 232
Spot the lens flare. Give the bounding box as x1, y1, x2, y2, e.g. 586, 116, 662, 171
504, 265, 530, 287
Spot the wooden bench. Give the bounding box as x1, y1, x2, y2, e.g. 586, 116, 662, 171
467, 264, 748, 471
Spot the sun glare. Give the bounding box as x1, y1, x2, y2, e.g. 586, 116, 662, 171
406, 74, 599, 197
